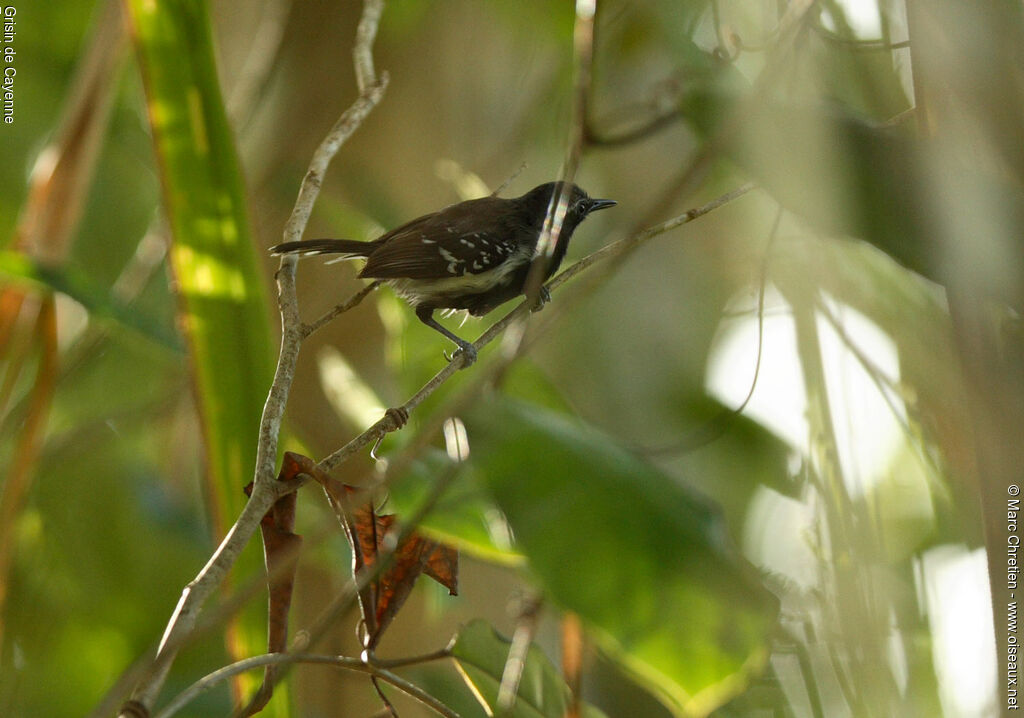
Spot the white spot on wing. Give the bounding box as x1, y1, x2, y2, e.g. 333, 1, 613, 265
439, 246, 463, 274
384, 241, 532, 306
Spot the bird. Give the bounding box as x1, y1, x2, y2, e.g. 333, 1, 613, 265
271, 181, 615, 365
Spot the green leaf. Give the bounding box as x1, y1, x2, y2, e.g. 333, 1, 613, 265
450, 619, 609, 718
123, 0, 281, 710
465, 399, 778, 717
656, 393, 800, 535
386, 450, 522, 565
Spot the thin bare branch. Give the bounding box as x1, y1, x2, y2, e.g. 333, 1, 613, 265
353, 0, 384, 94
586, 107, 683, 147
370, 648, 453, 670
518, 0, 598, 320
559, 182, 755, 286
116, 2, 388, 714
371, 675, 399, 717
490, 162, 528, 197
301, 280, 381, 338
155, 652, 459, 718
808, 17, 910, 51
497, 593, 543, 715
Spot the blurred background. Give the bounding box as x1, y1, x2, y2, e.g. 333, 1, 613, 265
2, 0, 1022, 716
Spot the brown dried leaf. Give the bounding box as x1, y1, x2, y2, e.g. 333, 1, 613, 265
290, 452, 459, 650
423, 542, 459, 595
260, 490, 301, 655
350, 504, 459, 649
14, 0, 124, 262
237, 455, 305, 717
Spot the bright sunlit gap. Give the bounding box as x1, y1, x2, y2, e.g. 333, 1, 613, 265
706, 285, 808, 451
706, 285, 996, 715
707, 287, 908, 497
825, 0, 882, 37
816, 294, 904, 498
921, 546, 997, 718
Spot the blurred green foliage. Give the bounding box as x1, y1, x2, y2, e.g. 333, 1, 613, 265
2, 0, 1021, 717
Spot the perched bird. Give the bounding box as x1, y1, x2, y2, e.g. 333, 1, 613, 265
271, 181, 615, 364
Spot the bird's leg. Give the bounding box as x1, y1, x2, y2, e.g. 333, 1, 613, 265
530, 286, 551, 312
415, 306, 477, 366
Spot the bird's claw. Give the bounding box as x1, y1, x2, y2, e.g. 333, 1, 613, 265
372, 407, 410, 462
531, 286, 551, 312
445, 343, 477, 367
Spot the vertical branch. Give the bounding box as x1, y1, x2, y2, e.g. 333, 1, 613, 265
496, 594, 543, 715
353, 0, 383, 93
564, 0, 596, 180
117, 2, 388, 715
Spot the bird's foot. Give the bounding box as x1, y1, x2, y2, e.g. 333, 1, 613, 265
530, 286, 551, 312
384, 406, 409, 430
444, 342, 477, 367
371, 407, 410, 462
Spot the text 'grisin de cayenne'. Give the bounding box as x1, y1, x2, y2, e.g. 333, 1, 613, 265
2, 5, 15, 124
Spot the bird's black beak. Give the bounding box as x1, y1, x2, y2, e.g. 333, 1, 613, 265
586, 198, 617, 214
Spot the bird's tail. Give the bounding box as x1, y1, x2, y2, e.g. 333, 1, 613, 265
269, 238, 375, 257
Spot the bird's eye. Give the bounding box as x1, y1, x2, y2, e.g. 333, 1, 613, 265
572, 199, 588, 215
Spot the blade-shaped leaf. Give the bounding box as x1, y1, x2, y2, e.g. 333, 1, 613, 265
465, 399, 778, 717
123, 0, 279, 710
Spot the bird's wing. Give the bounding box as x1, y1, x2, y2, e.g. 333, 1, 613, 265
359, 197, 526, 279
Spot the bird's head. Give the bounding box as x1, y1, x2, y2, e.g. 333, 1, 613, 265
521, 181, 616, 233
